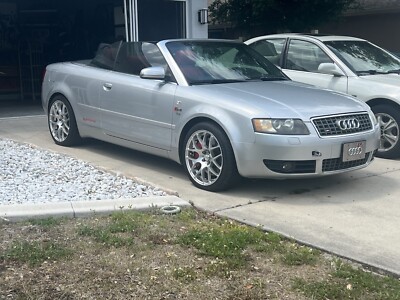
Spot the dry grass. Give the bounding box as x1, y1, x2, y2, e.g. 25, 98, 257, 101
1, 208, 399, 300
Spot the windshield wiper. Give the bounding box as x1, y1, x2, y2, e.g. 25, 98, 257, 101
386, 69, 400, 74
260, 75, 288, 81
357, 69, 400, 75
191, 79, 247, 85
356, 70, 388, 75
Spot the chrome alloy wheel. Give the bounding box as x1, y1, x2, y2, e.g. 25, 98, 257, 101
376, 112, 399, 153
49, 100, 71, 143
184, 130, 223, 186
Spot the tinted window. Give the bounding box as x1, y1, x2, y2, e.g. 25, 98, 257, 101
90, 41, 122, 70
90, 41, 167, 76
249, 39, 285, 66
142, 43, 167, 67
286, 40, 332, 73
114, 42, 167, 75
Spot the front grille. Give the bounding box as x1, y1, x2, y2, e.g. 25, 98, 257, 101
322, 152, 371, 172
312, 113, 372, 137
264, 160, 316, 174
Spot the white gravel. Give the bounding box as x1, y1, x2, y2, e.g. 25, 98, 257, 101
0, 138, 166, 205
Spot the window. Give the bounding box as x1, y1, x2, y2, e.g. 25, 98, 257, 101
166, 41, 286, 85
141, 43, 167, 67
286, 40, 332, 73
90, 41, 167, 76
248, 39, 285, 66
90, 41, 122, 70
324, 40, 400, 74
113, 43, 152, 75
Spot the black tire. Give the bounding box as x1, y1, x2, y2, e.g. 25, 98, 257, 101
372, 104, 400, 159
181, 122, 239, 192
48, 95, 81, 146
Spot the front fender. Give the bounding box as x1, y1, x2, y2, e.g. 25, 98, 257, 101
169, 101, 256, 164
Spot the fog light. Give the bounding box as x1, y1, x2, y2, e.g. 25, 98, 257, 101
263, 159, 316, 174
281, 161, 295, 172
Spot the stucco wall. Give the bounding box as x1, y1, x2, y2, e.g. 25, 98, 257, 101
187, 0, 208, 38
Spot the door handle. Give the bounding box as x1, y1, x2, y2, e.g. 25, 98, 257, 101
103, 83, 113, 91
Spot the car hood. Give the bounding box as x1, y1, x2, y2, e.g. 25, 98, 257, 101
360, 73, 400, 86
192, 80, 369, 120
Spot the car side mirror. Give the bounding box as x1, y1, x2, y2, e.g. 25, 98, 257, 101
318, 63, 345, 77
140, 66, 166, 80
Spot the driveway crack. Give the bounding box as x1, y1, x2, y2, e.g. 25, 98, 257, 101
212, 197, 278, 213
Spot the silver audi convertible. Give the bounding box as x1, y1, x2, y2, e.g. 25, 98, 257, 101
42, 39, 380, 191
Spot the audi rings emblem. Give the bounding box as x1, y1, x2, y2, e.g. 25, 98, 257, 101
348, 146, 363, 156
336, 118, 360, 130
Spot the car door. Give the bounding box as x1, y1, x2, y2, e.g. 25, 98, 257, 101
282, 39, 349, 94
100, 74, 176, 150
99, 42, 176, 151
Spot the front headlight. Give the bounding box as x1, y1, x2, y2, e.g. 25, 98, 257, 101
252, 118, 310, 135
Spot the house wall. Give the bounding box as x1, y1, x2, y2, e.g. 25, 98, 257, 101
187, 0, 208, 38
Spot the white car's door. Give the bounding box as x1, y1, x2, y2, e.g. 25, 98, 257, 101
282, 39, 349, 94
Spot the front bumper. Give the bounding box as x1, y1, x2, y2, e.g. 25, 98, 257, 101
233, 125, 380, 178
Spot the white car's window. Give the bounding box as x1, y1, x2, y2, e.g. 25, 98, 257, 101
324, 40, 400, 75
286, 39, 332, 73
248, 39, 285, 66
166, 41, 288, 85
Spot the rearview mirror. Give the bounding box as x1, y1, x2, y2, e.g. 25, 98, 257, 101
140, 66, 165, 80
318, 63, 345, 77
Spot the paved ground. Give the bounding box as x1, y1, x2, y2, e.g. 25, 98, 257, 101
1, 105, 400, 276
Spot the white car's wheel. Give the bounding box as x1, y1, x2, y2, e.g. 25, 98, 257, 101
48, 95, 81, 146
372, 104, 400, 159
182, 122, 239, 191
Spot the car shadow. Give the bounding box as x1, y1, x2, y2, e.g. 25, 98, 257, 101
76, 138, 185, 178
232, 169, 398, 206
72, 139, 398, 206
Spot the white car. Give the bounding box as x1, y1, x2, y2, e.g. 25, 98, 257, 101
246, 34, 400, 158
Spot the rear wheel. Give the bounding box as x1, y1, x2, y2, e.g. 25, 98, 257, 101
181, 122, 239, 191
372, 104, 400, 159
48, 95, 81, 146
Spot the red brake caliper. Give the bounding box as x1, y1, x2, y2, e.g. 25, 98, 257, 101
192, 140, 202, 170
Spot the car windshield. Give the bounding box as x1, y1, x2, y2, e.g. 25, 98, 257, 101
166, 41, 287, 85
324, 40, 400, 75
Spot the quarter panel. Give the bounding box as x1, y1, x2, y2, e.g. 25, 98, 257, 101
43, 63, 110, 135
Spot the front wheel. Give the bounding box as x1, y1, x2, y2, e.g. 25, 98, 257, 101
48, 95, 81, 146
372, 104, 400, 159
181, 122, 239, 191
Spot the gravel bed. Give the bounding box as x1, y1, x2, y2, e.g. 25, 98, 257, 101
0, 138, 166, 205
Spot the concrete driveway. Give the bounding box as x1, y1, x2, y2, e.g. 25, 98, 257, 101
1, 112, 400, 276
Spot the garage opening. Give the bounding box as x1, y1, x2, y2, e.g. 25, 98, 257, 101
0, 0, 187, 105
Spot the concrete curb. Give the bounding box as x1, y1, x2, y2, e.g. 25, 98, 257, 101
0, 196, 191, 222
